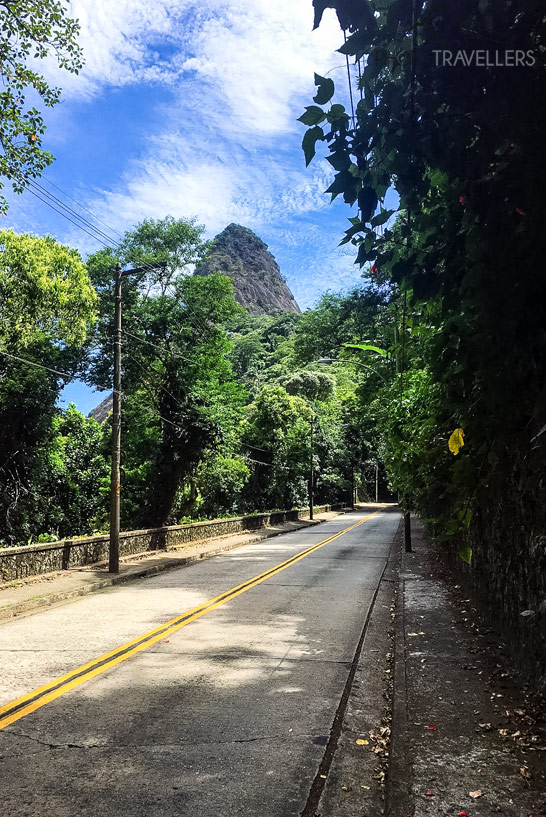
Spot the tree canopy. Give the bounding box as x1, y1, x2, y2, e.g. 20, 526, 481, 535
0, 0, 83, 212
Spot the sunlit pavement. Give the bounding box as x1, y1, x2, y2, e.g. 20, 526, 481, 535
0, 506, 400, 817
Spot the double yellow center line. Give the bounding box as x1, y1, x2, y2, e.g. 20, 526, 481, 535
0, 509, 382, 731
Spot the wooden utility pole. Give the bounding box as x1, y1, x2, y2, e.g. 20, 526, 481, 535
109, 260, 167, 574
309, 416, 314, 519
109, 262, 122, 573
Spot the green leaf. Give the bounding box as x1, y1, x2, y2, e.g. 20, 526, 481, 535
328, 103, 349, 123
370, 209, 395, 228
327, 151, 351, 172
302, 125, 324, 167
458, 546, 473, 565
325, 170, 354, 202
298, 105, 326, 126
343, 343, 388, 356
313, 73, 335, 105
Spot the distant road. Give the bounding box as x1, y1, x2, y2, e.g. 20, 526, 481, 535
0, 506, 400, 817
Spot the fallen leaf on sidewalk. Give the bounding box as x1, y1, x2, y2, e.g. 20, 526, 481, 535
520, 767, 531, 780
457, 812, 470, 816
469, 789, 483, 798
408, 632, 421, 637
320, 775, 327, 779
360, 785, 370, 790
356, 739, 369, 745
479, 723, 492, 730
425, 791, 434, 796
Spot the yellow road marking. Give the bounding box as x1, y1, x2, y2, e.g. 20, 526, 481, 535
0, 508, 384, 731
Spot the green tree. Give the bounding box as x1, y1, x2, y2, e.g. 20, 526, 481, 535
86, 217, 246, 528
0, 229, 97, 349
195, 454, 250, 519
304, 0, 546, 672
241, 385, 313, 511
0, 0, 83, 212
32, 404, 110, 540
0, 231, 97, 545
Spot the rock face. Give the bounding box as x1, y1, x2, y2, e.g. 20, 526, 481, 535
88, 393, 112, 423
195, 224, 300, 315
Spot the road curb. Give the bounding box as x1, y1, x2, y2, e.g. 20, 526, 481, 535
0, 514, 339, 623
302, 509, 403, 817
385, 522, 413, 816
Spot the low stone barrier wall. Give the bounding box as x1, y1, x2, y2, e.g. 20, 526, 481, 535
0, 504, 345, 582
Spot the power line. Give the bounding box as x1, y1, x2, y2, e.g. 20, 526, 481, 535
242, 442, 269, 454
344, 30, 356, 127
25, 186, 114, 248
0, 348, 122, 402
39, 177, 125, 241
29, 180, 121, 248
122, 329, 198, 365
0, 349, 76, 380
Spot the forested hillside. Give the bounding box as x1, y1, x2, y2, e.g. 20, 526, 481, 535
0, 216, 392, 547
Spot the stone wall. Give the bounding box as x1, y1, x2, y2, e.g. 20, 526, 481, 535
0, 505, 343, 582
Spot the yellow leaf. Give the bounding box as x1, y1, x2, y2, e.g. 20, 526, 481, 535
356, 739, 369, 745
361, 785, 371, 790
448, 427, 465, 456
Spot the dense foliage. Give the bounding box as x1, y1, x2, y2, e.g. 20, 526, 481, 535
0, 215, 390, 546
302, 0, 546, 671
0, 0, 83, 212
0, 230, 97, 545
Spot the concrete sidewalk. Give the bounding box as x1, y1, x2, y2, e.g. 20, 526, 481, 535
0, 508, 347, 622
311, 516, 546, 817
387, 519, 546, 817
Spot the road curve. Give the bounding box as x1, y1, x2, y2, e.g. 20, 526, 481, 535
0, 506, 400, 817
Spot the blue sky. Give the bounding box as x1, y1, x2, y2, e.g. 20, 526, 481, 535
4, 1, 393, 414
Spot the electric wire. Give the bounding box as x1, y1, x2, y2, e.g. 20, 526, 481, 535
0, 349, 78, 381
122, 329, 198, 365
39, 177, 125, 241
25, 186, 114, 248
29, 179, 121, 247
0, 349, 121, 403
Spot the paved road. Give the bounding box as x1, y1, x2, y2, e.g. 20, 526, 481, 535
0, 506, 400, 817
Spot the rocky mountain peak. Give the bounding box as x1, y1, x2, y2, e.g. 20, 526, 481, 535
195, 223, 300, 316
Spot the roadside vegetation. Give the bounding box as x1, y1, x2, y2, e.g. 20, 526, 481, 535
0, 214, 394, 545
0, 0, 543, 677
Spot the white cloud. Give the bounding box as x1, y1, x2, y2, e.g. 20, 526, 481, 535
21, 1, 366, 304
56, 0, 342, 134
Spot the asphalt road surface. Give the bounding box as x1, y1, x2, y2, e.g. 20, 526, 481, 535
0, 506, 400, 817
